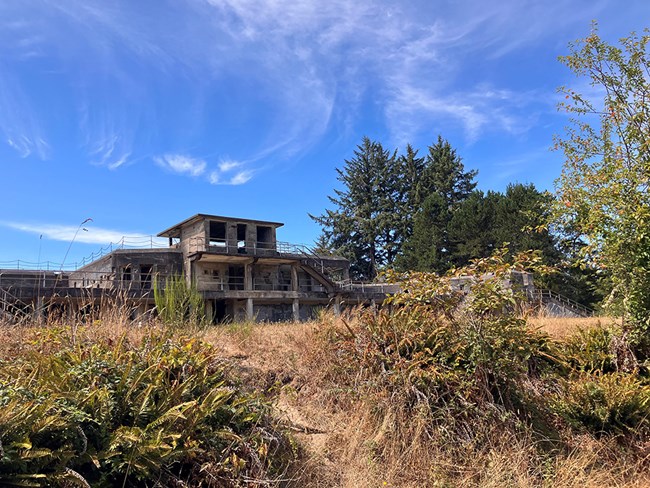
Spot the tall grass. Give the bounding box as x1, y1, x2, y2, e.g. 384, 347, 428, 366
153, 274, 206, 327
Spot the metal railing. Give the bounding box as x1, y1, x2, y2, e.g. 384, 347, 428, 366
532, 289, 594, 317
197, 277, 245, 292
189, 237, 313, 257
336, 280, 400, 295
0, 270, 179, 294
0, 236, 178, 271
196, 277, 326, 293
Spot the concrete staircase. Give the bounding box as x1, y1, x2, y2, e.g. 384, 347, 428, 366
532, 289, 594, 317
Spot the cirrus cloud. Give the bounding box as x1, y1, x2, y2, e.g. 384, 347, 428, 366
154, 154, 207, 177
0, 221, 145, 245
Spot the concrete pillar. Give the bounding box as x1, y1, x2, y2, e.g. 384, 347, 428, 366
187, 261, 195, 287
333, 295, 341, 316
292, 298, 300, 322
246, 298, 254, 321
205, 300, 214, 324
245, 263, 253, 291
291, 264, 299, 292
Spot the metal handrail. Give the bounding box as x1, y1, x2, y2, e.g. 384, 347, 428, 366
336, 280, 399, 294
188, 236, 314, 257
0, 236, 178, 271
0, 271, 181, 291
533, 289, 594, 317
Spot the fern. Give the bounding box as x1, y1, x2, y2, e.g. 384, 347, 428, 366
0, 327, 294, 486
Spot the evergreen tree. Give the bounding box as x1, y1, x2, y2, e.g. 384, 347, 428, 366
395, 136, 478, 273
310, 137, 397, 280
447, 190, 498, 268
396, 192, 448, 271
389, 144, 426, 260
492, 184, 558, 259
447, 184, 558, 268
421, 135, 478, 208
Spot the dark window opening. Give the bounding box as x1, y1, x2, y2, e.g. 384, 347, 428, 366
140, 264, 153, 290
237, 224, 247, 254
257, 226, 273, 250
209, 221, 227, 247
228, 265, 245, 290
123, 265, 132, 282
279, 266, 291, 291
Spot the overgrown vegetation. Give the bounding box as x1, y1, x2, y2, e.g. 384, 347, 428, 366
301, 252, 650, 486
2, 25, 650, 488
153, 274, 206, 327
0, 326, 295, 487
312, 134, 603, 307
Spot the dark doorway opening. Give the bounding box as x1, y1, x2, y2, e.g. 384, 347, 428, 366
257, 226, 273, 249
213, 300, 227, 323
237, 224, 247, 253
140, 265, 153, 290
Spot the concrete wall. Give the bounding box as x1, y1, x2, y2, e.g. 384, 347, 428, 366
196, 262, 229, 291
0, 270, 70, 300
180, 220, 205, 284
111, 250, 183, 291
67, 249, 183, 292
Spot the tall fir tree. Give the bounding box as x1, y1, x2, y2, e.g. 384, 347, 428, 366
396, 192, 448, 271
446, 184, 558, 268
393, 144, 426, 256
310, 137, 397, 280
421, 135, 478, 208
396, 136, 478, 272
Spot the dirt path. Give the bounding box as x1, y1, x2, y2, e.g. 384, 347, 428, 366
203, 322, 358, 487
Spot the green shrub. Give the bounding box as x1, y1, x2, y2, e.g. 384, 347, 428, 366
563, 325, 615, 373
0, 329, 294, 487
330, 251, 563, 438
553, 373, 650, 436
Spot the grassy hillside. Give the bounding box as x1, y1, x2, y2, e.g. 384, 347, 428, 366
1, 308, 648, 486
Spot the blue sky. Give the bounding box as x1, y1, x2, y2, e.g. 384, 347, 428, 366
1, 0, 648, 268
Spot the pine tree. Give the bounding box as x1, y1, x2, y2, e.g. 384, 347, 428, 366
396, 192, 448, 271
447, 190, 498, 268
310, 137, 397, 280
392, 144, 426, 260
446, 184, 558, 268
396, 136, 478, 272
421, 135, 477, 208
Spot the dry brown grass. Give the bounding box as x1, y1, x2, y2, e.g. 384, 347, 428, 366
2, 313, 650, 487
527, 315, 617, 340
201, 315, 650, 488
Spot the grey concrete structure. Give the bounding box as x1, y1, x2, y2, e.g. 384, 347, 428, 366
1, 213, 385, 323
156, 214, 354, 322
1, 214, 591, 323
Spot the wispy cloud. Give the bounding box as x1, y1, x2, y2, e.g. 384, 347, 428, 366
154, 154, 207, 177
228, 170, 253, 185
209, 159, 254, 185
0, 221, 144, 245
218, 159, 241, 172
107, 152, 131, 170
0, 69, 50, 159
386, 84, 547, 143
0, 0, 613, 170
193, 0, 600, 146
